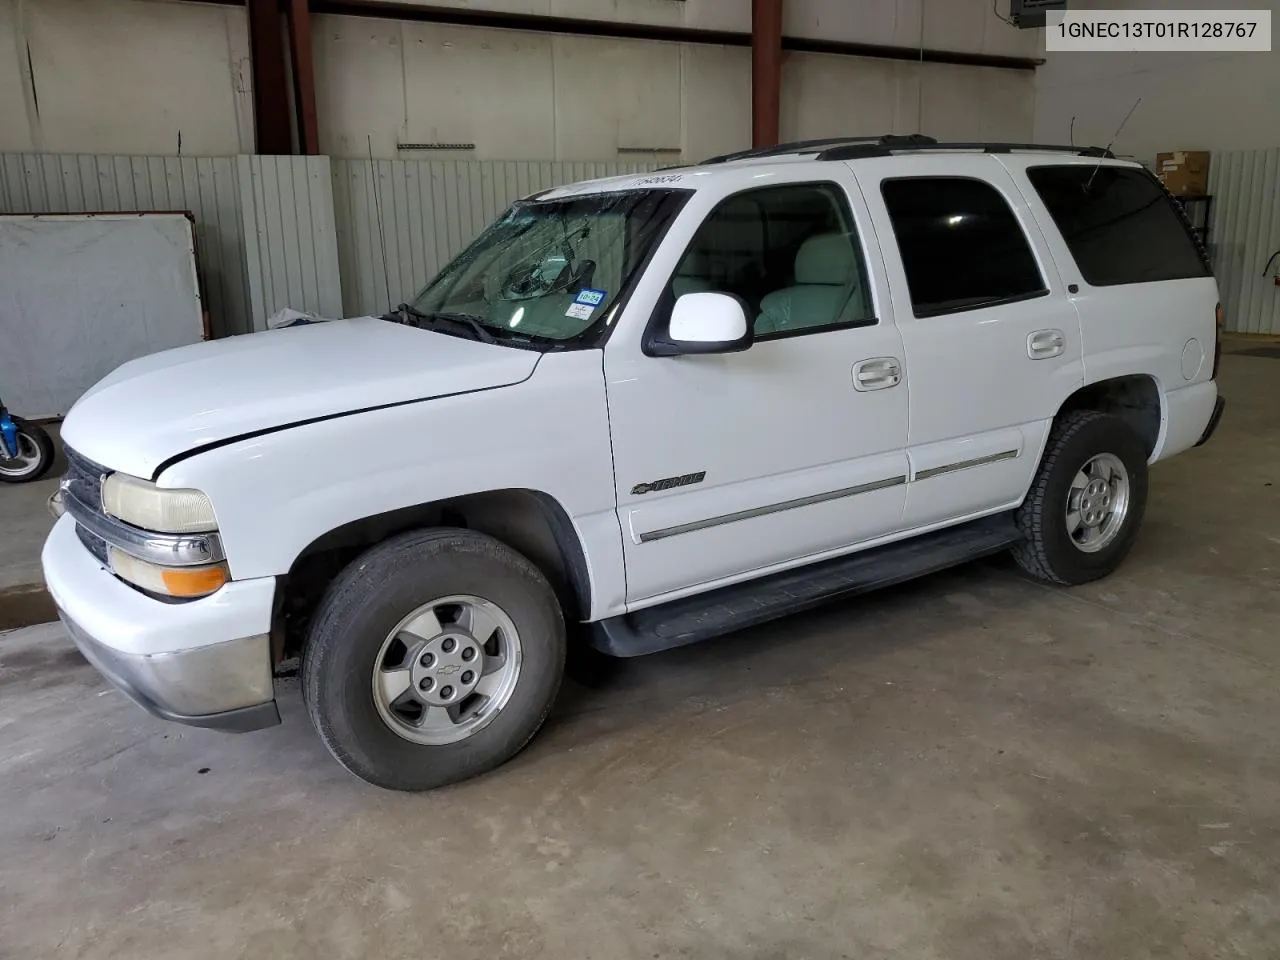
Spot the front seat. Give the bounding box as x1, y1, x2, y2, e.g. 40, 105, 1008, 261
756, 233, 858, 335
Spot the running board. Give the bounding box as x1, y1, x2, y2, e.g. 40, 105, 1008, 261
591, 513, 1022, 657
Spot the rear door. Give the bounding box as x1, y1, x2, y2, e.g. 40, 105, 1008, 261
851, 155, 1085, 529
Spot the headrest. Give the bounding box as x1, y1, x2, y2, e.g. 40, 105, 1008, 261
795, 233, 856, 285
678, 248, 709, 276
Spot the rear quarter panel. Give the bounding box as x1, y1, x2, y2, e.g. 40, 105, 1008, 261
1000, 156, 1220, 460
1066, 277, 1218, 389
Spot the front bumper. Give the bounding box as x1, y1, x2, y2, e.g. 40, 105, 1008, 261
42, 515, 280, 732
60, 610, 279, 731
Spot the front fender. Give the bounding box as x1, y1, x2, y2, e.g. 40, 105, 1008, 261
158, 352, 627, 619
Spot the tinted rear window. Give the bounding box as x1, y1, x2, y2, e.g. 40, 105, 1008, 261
881, 177, 1047, 318
1026, 166, 1210, 287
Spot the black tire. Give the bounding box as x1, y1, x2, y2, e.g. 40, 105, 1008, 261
301, 528, 565, 791
0, 418, 55, 483
1012, 410, 1149, 585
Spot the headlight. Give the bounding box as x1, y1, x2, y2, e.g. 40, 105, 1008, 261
102, 474, 217, 533
108, 547, 228, 599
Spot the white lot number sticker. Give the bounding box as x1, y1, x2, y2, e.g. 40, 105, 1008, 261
1047, 10, 1270, 51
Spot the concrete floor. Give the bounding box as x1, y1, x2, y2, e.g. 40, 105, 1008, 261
1, 353, 1278, 959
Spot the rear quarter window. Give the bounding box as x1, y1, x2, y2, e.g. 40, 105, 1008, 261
1026, 165, 1211, 287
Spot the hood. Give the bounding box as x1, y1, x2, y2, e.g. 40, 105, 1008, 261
61, 317, 539, 479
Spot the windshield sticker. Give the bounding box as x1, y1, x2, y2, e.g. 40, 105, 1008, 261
565, 302, 595, 320
575, 288, 607, 306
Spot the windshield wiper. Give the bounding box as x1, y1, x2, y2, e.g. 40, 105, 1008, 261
388, 304, 499, 344
429, 312, 500, 344
388, 302, 429, 323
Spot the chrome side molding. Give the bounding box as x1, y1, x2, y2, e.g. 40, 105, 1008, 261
637, 475, 907, 543
914, 449, 1019, 481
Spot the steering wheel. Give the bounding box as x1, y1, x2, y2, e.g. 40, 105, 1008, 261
500, 261, 561, 301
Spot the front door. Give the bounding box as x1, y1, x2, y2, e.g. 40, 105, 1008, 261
604, 174, 910, 605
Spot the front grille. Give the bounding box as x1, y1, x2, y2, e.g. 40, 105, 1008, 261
64, 445, 108, 510
64, 446, 112, 565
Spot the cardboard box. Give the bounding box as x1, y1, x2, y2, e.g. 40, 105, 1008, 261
1157, 150, 1211, 196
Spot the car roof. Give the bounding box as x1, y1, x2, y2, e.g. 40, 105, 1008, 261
535, 138, 1145, 202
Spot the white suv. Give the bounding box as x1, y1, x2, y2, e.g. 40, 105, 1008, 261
43, 135, 1225, 790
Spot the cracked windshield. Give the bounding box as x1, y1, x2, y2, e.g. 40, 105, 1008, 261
410, 188, 687, 342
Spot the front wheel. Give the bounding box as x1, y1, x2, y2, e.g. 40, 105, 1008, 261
0, 418, 55, 483
1012, 410, 1149, 585
302, 528, 565, 791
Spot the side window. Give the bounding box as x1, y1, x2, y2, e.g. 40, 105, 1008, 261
881, 177, 1047, 318
1026, 165, 1211, 286
669, 182, 875, 337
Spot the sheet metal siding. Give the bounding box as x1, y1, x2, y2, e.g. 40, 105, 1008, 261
0, 153, 250, 337
1, 154, 656, 333
238, 155, 344, 330
1206, 148, 1280, 335
331, 159, 655, 317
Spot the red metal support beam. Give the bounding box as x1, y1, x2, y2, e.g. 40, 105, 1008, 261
751, 0, 783, 148
247, 0, 293, 154
286, 0, 320, 154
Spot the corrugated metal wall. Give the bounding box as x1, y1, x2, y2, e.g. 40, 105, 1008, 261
238, 155, 343, 328
1207, 148, 1280, 335
2, 153, 653, 335
0, 153, 250, 336
331, 159, 655, 317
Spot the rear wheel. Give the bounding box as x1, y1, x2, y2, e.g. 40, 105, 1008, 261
0, 418, 54, 483
302, 528, 565, 791
1012, 410, 1148, 585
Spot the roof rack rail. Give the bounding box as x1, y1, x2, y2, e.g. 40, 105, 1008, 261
815, 140, 1114, 160
698, 135, 1111, 166
701, 133, 937, 165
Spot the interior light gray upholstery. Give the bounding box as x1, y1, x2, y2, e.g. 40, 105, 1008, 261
756, 233, 858, 335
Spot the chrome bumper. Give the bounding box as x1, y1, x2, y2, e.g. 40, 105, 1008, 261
59, 607, 280, 733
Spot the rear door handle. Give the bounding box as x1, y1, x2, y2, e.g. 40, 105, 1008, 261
853, 357, 902, 391
1028, 329, 1066, 359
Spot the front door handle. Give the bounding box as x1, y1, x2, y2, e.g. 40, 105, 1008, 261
853, 357, 902, 391
1028, 329, 1066, 359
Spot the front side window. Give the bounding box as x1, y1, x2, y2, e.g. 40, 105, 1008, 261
667, 182, 875, 338
1026, 165, 1211, 286
412, 188, 688, 346
881, 177, 1047, 318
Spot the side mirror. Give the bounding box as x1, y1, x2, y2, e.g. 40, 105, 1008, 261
649, 292, 753, 356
